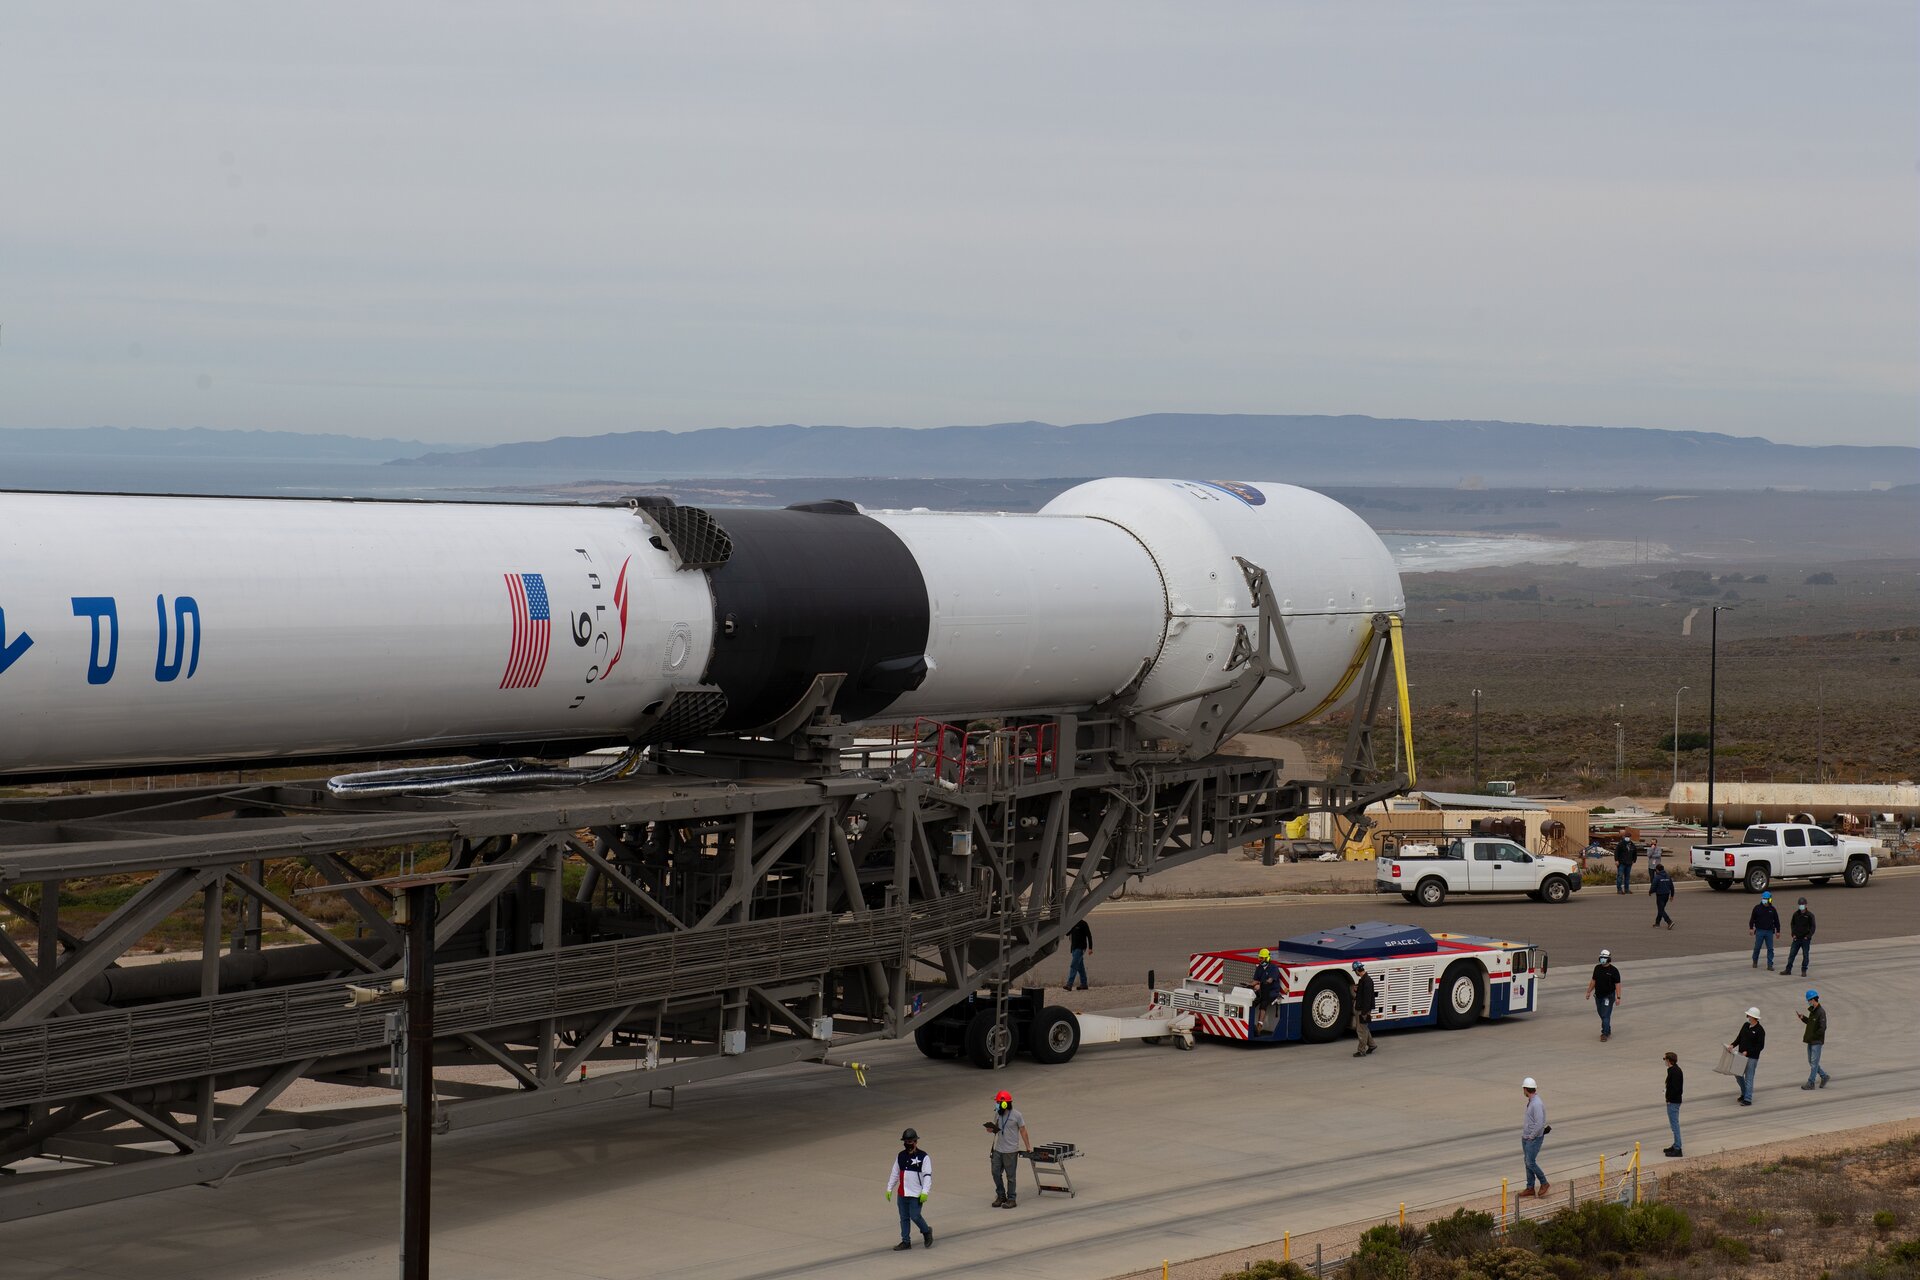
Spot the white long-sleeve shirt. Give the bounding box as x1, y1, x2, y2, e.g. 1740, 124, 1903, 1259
885, 1147, 933, 1198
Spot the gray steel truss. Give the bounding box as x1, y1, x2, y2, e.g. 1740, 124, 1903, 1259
0, 630, 1410, 1221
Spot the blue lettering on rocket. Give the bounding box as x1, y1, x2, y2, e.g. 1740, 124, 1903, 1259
154, 595, 202, 682
0, 608, 32, 676
71, 597, 119, 685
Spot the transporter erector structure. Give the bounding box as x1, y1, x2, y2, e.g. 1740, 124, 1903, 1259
0, 478, 1416, 1218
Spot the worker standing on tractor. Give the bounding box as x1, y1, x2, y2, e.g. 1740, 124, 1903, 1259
883, 1128, 933, 1251
1251, 948, 1281, 1035
984, 1090, 1031, 1208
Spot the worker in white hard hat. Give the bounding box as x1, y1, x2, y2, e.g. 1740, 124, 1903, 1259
1516, 1078, 1551, 1197
1250, 948, 1281, 1036
1728, 1007, 1766, 1105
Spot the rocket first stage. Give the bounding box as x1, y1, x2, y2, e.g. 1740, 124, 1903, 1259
0, 478, 1404, 779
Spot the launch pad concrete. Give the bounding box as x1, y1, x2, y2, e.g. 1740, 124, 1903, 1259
6, 933, 1916, 1280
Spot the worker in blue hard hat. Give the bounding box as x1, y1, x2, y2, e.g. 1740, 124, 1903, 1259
1749, 892, 1780, 970
1797, 990, 1830, 1091
1251, 948, 1282, 1035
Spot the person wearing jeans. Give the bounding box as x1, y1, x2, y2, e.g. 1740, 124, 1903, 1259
1749, 894, 1780, 970
1586, 949, 1622, 1041
1662, 1052, 1684, 1156
1785, 900, 1815, 977
884, 1128, 934, 1251
1730, 1008, 1766, 1105
1517, 1078, 1550, 1196
1798, 991, 1830, 1089
1065, 918, 1092, 991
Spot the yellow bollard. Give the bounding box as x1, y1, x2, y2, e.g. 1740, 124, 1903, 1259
1400, 1202, 1406, 1228
1162, 1262, 1168, 1280
1501, 1177, 1509, 1223
1599, 1152, 1606, 1193
1283, 1232, 1291, 1262
1633, 1142, 1642, 1204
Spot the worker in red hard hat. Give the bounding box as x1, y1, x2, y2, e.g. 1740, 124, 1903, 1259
982, 1089, 1032, 1208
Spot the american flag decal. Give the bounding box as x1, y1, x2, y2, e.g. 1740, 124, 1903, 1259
500, 572, 552, 689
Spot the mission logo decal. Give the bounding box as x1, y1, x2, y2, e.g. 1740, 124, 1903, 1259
1196, 481, 1267, 506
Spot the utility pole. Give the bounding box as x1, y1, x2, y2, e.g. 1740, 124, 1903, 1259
1614, 721, 1624, 782
1707, 607, 1725, 842
1471, 688, 1482, 790
1815, 676, 1824, 784
1672, 685, 1688, 797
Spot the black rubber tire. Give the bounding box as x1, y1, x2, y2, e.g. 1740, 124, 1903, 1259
1300, 973, 1353, 1044
914, 1024, 956, 1060
1707, 878, 1733, 892
1415, 877, 1447, 908
964, 1009, 1016, 1069
1744, 863, 1770, 893
1844, 858, 1871, 888
1029, 1006, 1081, 1065
1435, 962, 1484, 1029
1540, 876, 1571, 905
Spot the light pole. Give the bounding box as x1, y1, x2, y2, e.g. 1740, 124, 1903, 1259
1706, 605, 1735, 842
1614, 721, 1624, 781
1671, 685, 1689, 797
1471, 688, 1482, 790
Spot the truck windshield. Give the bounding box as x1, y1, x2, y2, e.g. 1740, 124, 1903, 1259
1742, 829, 1778, 845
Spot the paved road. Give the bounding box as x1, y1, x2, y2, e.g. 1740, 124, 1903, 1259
7, 891, 1915, 1279
1057, 869, 1920, 993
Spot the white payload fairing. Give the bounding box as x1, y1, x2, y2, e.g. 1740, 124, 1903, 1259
0, 478, 1403, 778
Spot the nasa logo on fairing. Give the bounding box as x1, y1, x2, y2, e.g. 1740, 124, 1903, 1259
1194, 481, 1267, 507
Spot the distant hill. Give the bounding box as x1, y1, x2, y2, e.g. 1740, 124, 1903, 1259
0, 426, 455, 462
390, 414, 1918, 489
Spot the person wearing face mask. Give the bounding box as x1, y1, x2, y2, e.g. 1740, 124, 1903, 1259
883, 1127, 934, 1251
983, 1090, 1032, 1208
1785, 898, 1816, 977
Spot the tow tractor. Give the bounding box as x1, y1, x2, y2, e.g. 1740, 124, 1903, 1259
1153, 921, 1545, 1043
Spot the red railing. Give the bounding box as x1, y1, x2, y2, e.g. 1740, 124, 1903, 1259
902, 718, 1058, 788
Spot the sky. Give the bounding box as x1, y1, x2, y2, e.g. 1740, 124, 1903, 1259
1, 3, 1915, 448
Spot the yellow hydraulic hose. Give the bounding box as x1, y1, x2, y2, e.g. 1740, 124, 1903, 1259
1389, 614, 1415, 787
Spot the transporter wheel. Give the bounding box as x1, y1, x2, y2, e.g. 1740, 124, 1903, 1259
1844, 858, 1871, 888
1707, 878, 1733, 892
1300, 973, 1352, 1044
1414, 877, 1447, 908
1743, 864, 1771, 893
914, 1024, 958, 1060
1435, 962, 1484, 1030
1029, 1007, 1081, 1065
964, 1009, 1017, 1069
1540, 876, 1571, 905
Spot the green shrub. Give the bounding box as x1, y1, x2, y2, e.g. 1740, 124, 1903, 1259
1889, 1239, 1920, 1266
1622, 1202, 1693, 1255
1427, 1208, 1499, 1259
1345, 1223, 1415, 1280
1712, 1237, 1751, 1262
1221, 1262, 1313, 1280
1538, 1256, 1585, 1280
1529, 1202, 1632, 1256
1876, 1212, 1901, 1234
1458, 1247, 1556, 1280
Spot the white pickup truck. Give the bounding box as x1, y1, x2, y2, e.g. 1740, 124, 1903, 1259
1689, 823, 1878, 893
1376, 837, 1583, 907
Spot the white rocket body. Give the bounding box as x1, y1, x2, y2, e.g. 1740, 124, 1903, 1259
0, 479, 1403, 777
